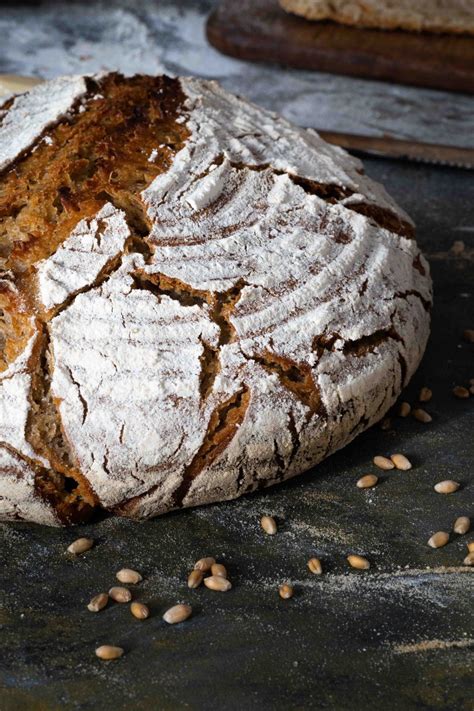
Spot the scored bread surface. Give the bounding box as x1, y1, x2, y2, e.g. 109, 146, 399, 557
0, 73, 432, 525
279, 0, 474, 35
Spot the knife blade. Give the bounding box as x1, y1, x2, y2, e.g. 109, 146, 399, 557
0, 74, 471, 169
0, 73, 43, 98
317, 130, 473, 169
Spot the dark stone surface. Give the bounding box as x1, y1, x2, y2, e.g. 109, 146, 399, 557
0, 158, 473, 710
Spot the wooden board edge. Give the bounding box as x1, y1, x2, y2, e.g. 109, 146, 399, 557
206, 7, 474, 95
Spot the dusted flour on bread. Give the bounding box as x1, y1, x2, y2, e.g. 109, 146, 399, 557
0, 76, 88, 172
0, 73, 431, 525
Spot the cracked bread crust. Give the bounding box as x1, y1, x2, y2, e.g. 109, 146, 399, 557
0, 73, 432, 525
279, 0, 474, 35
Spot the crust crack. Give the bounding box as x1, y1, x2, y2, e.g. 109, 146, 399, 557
247, 350, 325, 418
198, 279, 246, 402
171, 385, 251, 508
346, 201, 415, 239
313, 327, 402, 359
287, 410, 301, 466
25, 325, 97, 522
343, 328, 402, 356
394, 289, 431, 312
48, 251, 125, 320
217, 159, 413, 239
113, 385, 251, 514
65, 364, 88, 425
131, 271, 209, 308
199, 337, 219, 402
273, 438, 286, 481
132, 273, 247, 404
0, 440, 72, 523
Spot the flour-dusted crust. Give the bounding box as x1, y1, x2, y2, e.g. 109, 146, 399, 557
0, 73, 432, 525
0, 76, 88, 172
36, 202, 131, 313
0, 445, 60, 525
279, 0, 474, 35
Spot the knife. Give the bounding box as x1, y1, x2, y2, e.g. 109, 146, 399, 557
1, 74, 471, 169
318, 130, 473, 170
0, 73, 43, 97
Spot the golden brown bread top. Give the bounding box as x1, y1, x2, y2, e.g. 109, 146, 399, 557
0, 74, 189, 523
0, 73, 188, 374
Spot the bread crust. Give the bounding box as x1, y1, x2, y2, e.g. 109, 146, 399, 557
0, 73, 432, 525
279, 0, 474, 35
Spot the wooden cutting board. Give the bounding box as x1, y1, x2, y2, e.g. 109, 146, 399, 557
207, 0, 474, 94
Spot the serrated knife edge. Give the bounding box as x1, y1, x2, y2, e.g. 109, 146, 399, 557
318, 130, 473, 169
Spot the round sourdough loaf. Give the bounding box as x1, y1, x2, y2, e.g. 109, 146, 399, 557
0, 73, 431, 525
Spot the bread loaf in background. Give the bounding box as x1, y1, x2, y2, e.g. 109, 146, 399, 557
279, 0, 474, 35
0, 73, 431, 525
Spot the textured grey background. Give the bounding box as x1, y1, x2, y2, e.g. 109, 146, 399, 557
0, 2, 473, 710
1, 0, 473, 146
